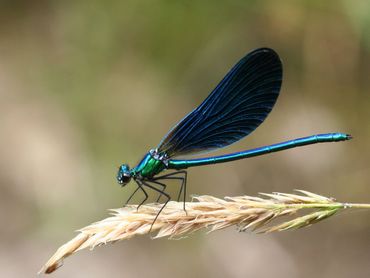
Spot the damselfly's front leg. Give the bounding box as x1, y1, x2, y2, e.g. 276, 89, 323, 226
124, 186, 140, 206
135, 180, 149, 210
141, 180, 171, 232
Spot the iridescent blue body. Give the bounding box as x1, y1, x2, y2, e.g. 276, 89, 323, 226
116, 48, 351, 225
128, 132, 350, 177
167, 133, 350, 169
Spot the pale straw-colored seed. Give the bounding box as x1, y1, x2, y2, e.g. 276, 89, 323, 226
39, 190, 370, 274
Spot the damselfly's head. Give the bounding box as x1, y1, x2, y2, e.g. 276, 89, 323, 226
117, 164, 132, 186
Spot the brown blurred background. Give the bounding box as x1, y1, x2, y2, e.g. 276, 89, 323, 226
0, 1, 369, 277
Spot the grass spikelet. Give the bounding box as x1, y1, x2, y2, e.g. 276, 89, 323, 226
40, 190, 370, 274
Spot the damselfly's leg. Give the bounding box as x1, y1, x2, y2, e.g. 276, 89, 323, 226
126, 179, 166, 205
141, 180, 171, 232
150, 180, 166, 202
136, 180, 149, 210
124, 186, 140, 206
153, 170, 187, 211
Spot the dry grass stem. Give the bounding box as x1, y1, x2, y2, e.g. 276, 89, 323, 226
40, 190, 370, 274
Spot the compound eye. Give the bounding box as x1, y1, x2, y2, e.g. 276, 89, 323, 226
121, 173, 131, 183
117, 164, 131, 185
117, 174, 130, 185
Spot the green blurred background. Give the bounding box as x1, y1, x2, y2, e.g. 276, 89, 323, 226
0, 1, 369, 277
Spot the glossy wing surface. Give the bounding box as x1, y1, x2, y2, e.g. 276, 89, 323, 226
158, 48, 283, 157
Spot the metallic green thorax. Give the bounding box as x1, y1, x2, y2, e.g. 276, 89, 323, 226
131, 150, 167, 178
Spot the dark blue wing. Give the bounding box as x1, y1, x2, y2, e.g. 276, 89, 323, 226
158, 48, 283, 157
